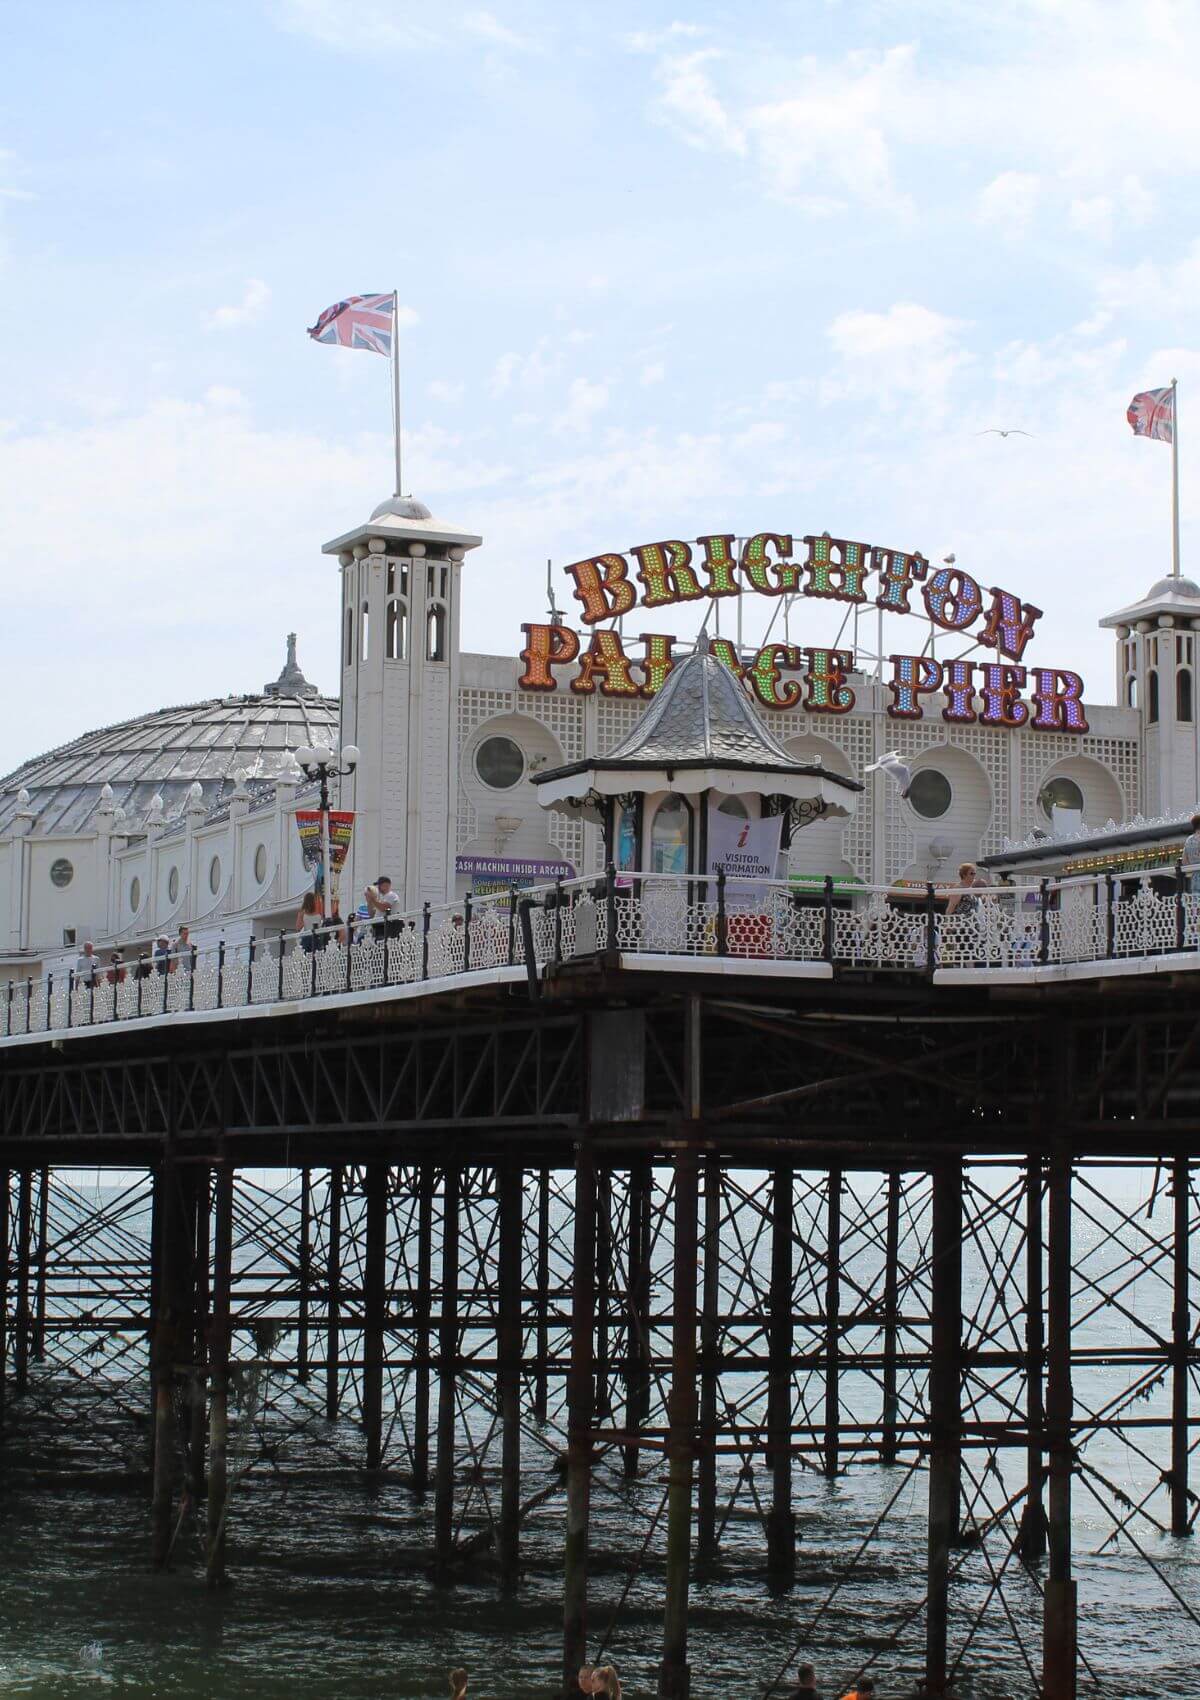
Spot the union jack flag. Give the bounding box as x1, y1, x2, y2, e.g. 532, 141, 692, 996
1128, 384, 1174, 444
307, 293, 395, 356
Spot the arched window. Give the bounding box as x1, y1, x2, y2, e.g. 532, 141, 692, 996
386, 599, 407, 660
716, 794, 749, 820
360, 601, 369, 662
1179, 667, 1193, 722
427, 603, 447, 662
650, 795, 691, 874
1126, 674, 1139, 709
344, 606, 354, 667
1148, 669, 1159, 724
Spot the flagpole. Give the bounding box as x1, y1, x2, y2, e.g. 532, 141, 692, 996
1172, 376, 1180, 579
391, 292, 403, 497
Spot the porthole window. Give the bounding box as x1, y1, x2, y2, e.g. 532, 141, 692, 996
907, 769, 952, 821
474, 735, 524, 790
254, 843, 267, 884
1039, 776, 1085, 820
167, 866, 179, 904
209, 855, 221, 895
49, 857, 74, 889
129, 876, 141, 913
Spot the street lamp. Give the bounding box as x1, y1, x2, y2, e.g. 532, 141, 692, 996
295, 743, 360, 913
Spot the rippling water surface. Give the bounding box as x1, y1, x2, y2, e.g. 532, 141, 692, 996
0, 1172, 1195, 1699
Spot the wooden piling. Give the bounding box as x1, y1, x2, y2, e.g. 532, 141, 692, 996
534, 1165, 551, 1424
881, 1169, 901, 1467
498, 1160, 523, 1584
297, 1167, 312, 1383
412, 1163, 434, 1493
363, 1162, 387, 1471
823, 1167, 842, 1481
925, 1162, 962, 1694
1042, 1145, 1076, 1698
696, 1154, 720, 1561
14, 1168, 32, 1394
1171, 1156, 1192, 1536
325, 1166, 343, 1423
1020, 1157, 1048, 1560
205, 1162, 234, 1587
563, 1150, 596, 1696
434, 1163, 460, 1579
767, 1162, 795, 1580
658, 1147, 699, 1700
623, 1156, 651, 1479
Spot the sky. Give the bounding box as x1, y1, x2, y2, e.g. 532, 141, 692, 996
3, 0, 1200, 775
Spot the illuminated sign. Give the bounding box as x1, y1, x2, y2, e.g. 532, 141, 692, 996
516, 530, 1088, 733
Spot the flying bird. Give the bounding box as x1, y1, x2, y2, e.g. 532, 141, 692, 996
975, 428, 1033, 438
864, 752, 913, 797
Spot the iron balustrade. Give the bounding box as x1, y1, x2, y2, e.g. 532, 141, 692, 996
5, 862, 1200, 1041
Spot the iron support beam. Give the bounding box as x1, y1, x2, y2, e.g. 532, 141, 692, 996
1171, 1155, 1191, 1536
363, 1161, 387, 1471
412, 1163, 434, 1494
925, 1162, 962, 1695
325, 1166, 343, 1423
205, 1162, 234, 1586
434, 1163, 460, 1579
659, 1146, 699, 1700
697, 1155, 721, 1561
498, 1160, 523, 1584
767, 1162, 795, 1579
563, 1148, 596, 1696
1043, 1144, 1077, 1698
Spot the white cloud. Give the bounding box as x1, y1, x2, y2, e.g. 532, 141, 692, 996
640, 361, 665, 386
488, 336, 564, 396
977, 171, 1040, 239
553, 377, 608, 434
273, 0, 444, 52
428, 378, 465, 403
463, 9, 533, 50
394, 302, 420, 330
203, 385, 247, 408
824, 303, 970, 415
207, 278, 271, 330
652, 49, 746, 156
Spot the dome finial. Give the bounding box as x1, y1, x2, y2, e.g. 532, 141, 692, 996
265, 633, 318, 699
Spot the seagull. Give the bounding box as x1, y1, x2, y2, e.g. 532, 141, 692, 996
975, 428, 1033, 438
864, 751, 913, 797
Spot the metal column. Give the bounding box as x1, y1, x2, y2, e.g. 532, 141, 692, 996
1043, 1146, 1076, 1698
563, 1149, 596, 1695
363, 1162, 387, 1472
659, 1147, 699, 1700
925, 1163, 962, 1694
767, 1162, 795, 1579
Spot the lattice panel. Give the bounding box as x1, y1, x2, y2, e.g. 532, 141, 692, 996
773, 709, 876, 878
593, 696, 647, 756
1019, 733, 1139, 838
524, 692, 584, 761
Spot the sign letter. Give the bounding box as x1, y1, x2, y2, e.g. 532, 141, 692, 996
632, 540, 705, 610
564, 554, 637, 626
978, 587, 1043, 663
922, 565, 983, 632
886, 654, 942, 719
519, 622, 580, 691
803, 648, 855, 713
1031, 668, 1089, 733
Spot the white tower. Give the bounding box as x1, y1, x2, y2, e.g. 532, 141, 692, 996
1102, 574, 1200, 816
323, 495, 482, 911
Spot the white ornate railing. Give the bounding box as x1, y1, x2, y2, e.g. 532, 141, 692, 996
4, 864, 1200, 1041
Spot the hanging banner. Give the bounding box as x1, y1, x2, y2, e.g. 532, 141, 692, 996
295, 809, 355, 872
707, 807, 784, 882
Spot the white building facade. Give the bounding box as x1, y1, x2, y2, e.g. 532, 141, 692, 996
1, 492, 1196, 985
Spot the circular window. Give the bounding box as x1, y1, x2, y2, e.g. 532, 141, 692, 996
49, 857, 74, 889
167, 866, 179, 904
254, 843, 267, 884
129, 877, 141, 913
209, 855, 221, 895
1039, 775, 1084, 819
475, 735, 524, 790
907, 769, 952, 820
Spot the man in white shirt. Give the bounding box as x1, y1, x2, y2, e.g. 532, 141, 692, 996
365, 876, 402, 939
75, 941, 101, 985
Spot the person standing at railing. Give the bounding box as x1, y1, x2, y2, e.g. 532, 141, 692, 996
153, 936, 171, 976
364, 875, 401, 942
106, 950, 125, 987
75, 941, 101, 986
1183, 814, 1200, 897
943, 863, 986, 916
171, 923, 191, 973
296, 890, 322, 955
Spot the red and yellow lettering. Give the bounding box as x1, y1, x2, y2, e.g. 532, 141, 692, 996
803, 534, 869, 603
886, 654, 942, 719
518, 622, 580, 691
978, 587, 1042, 663
570, 630, 639, 696
979, 663, 1029, 727
922, 565, 983, 632
1031, 668, 1088, 733
564, 553, 638, 626
746, 643, 803, 709
631, 539, 705, 610
802, 648, 855, 713
739, 533, 799, 596
638, 633, 677, 697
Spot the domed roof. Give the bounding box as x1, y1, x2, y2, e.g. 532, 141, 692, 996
0, 639, 337, 837
1146, 575, 1200, 600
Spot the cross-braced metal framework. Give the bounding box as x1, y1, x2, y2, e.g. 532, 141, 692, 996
0, 973, 1198, 1698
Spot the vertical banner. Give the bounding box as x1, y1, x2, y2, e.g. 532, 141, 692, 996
706, 805, 784, 887
295, 810, 355, 895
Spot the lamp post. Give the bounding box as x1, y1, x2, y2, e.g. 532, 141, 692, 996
296, 743, 360, 917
